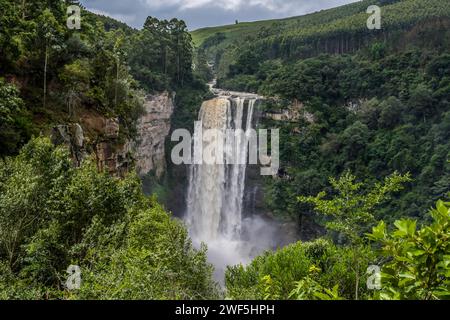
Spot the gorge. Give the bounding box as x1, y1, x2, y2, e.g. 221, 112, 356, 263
1, 0, 449, 300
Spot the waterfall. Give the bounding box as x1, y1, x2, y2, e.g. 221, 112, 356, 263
222, 98, 255, 239
184, 93, 293, 282
186, 97, 256, 243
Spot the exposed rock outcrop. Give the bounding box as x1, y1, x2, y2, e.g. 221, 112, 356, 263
135, 92, 175, 178
51, 92, 175, 178
264, 99, 314, 123
51, 123, 85, 166
346, 99, 367, 113
95, 139, 133, 175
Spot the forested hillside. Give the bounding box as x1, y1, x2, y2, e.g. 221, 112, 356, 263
193, 0, 450, 79
0, 0, 210, 157
0, 0, 449, 301
192, 0, 450, 226
0, 0, 217, 299
190, 0, 450, 300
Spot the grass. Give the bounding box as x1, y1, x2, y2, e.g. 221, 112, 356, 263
191, 19, 282, 47
190, 0, 368, 47
191, 0, 450, 49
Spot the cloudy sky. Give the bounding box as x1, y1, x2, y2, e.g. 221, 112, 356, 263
80, 0, 361, 30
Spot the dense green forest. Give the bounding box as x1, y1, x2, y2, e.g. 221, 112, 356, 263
0, 0, 449, 300
0, 137, 218, 299
200, 0, 450, 300
0, 0, 214, 299
0, 0, 210, 156
193, 0, 450, 225
193, 0, 450, 79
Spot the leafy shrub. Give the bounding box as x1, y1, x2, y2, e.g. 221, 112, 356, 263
225, 238, 374, 300
368, 199, 450, 300
0, 137, 219, 299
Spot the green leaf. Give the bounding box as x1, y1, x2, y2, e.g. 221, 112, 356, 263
368, 221, 386, 240
393, 219, 416, 237
410, 249, 426, 256
436, 200, 449, 216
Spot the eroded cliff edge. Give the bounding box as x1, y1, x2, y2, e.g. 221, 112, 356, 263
135, 92, 175, 178
51, 91, 175, 179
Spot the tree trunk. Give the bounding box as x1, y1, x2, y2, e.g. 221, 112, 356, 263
162, 45, 168, 76
165, 49, 168, 76
354, 248, 360, 300
22, 0, 26, 19
355, 269, 360, 300
43, 44, 48, 109
115, 56, 119, 108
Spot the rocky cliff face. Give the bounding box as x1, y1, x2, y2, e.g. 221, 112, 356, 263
51, 92, 175, 178
264, 99, 314, 123
135, 92, 175, 178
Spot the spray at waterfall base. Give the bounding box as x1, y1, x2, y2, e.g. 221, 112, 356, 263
173, 97, 291, 282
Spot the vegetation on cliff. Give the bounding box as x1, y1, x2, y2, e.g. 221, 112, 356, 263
0, 0, 449, 300
226, 173, 450, 300
0, 0, 216, 299
192, 0, 450, 300
0, 0, 210, 157
190, 0, 450, 225
0, 137, 219, 299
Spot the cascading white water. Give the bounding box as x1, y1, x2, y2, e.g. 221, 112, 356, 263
222, 98, 255, 239
184, 90, 296, 282
185, 96, 262, 281
186, 97, 255, 243
186, 97, 230, 241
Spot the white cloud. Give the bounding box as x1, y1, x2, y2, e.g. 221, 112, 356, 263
89, 8, 139, 25
81, 0, 360, 29
141, 0, 305, 12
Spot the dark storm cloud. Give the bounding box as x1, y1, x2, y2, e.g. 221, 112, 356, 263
80, 0, 361, 30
